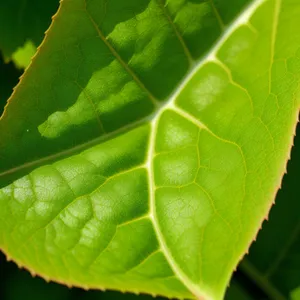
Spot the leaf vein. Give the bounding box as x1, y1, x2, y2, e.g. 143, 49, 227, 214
157, 0, 194, 64
83, 0, 160, 107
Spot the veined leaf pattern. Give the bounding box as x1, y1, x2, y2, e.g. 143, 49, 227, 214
0, 0, 299, 299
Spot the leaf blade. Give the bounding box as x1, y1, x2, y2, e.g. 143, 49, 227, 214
0, 0, 299, 299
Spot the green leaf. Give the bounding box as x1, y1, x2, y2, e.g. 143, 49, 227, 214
236, 124, 300, 300
0, 0, 299, 299
291, 287, 300, 300
10, 41, 37, 69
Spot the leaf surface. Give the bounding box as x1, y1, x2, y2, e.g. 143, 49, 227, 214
236, 123, 300, 300
0, 0, 299, 299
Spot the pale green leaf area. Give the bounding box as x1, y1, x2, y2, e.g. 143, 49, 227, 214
291, 287, 300, 300
10, 40, 37, 69
0, 0, 299, 299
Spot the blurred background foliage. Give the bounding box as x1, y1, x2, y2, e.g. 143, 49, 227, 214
0, 0, 299, 299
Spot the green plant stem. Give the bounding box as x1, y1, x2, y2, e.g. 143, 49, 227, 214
239, 259, 286, 300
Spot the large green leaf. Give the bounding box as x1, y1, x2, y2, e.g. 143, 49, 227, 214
237, 123, 300, 300
0, 0, 299, 299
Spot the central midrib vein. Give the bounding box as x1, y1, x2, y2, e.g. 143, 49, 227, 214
143, 0, 268, 298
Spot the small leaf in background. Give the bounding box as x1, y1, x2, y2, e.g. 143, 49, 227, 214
11, 40, 36, 69
291, 287, 300, 300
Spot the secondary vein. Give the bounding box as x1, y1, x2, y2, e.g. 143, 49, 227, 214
157, 0, 194, 65
83, 0, 160, 108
